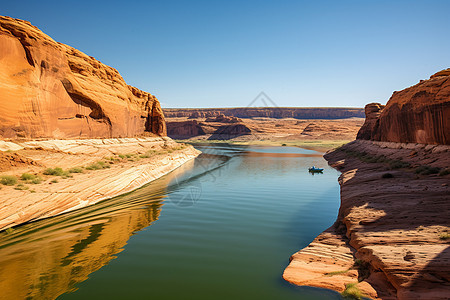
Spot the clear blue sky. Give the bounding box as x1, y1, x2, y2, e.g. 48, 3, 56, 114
2, 0, 449, 108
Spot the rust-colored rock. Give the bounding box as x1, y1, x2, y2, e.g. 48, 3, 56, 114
166, 120, 206, 139
284, 140, 450, 299
0, 16, 166, 139
356, 103, 385, 140
357, 70, 450, 145
205, 114, 241, 123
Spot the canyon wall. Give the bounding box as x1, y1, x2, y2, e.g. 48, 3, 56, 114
163, 107, 364, 119
357, 69, 450, 145
0, 16, 166, 139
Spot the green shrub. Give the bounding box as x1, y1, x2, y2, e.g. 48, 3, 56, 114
31, 176, 43, 184
325, 269, 349, 276
0, 175, 17, 186
14, 183, 29, 190
85, 161, 111, 170
353, 259, 370, 281
389, 160, 410, 169
415, 165, 441, 175
68, 167, 84, 173
341, 282, 363, 300
20, 173, 36, 181
51, 179, 58, 183
20, 173, 42, 184
43, 167, 68, 176
440, 233, 450, 240
5, 227, 14, 234
281, 143, 287, 146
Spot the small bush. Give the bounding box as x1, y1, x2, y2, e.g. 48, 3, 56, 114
85, 161, 111, 170
0, 175, 17, 186
439, 168, 450, 176
440, 233, 450, 240
382, 173, 394, 179
118, 154, 125, 159
43, 167, 68, 176
31, 177, 43, 184
20, 173, 36, 181
20, 173, 42, 184
389, 160, 410, 169
14, 183, 29, 190
341, 282, 363, 300
51, 179, 59, 183
281, 143, 287, 146
415, 165, 441, 175
5, 227, 14, 234
353, 259, 370, 281
68, 167, 84, 173
325, 269, 349, 276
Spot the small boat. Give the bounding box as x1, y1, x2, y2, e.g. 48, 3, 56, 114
308, 166, 324, 172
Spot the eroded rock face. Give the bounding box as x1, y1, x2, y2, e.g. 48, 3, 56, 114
356, 103, 385, 140
0, 16, 166, 139
166, 121, 206, 139
357, 70, 450, 145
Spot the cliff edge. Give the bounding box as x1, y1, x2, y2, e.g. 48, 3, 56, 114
0, 16, 166, 139
357, 69, 450, 145
284, 70, 450, 299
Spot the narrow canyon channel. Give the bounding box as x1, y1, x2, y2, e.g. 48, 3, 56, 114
0, 144, 344, 300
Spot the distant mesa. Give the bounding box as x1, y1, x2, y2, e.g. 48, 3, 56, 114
357, 69, 450, 145
204, 114, 242, 123
164, 107, 365, 120
208, 124, 251, 140
0, 16, 166, 139
166, 120, 206, 139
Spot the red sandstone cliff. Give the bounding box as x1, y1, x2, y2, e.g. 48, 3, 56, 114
357, 70, 449, 145
0, 16, 166, 139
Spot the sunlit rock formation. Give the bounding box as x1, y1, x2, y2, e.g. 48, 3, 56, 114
0, 16, 166, 139
357, 69, 450, 145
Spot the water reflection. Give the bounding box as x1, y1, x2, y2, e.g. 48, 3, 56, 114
0, 159, 207, 300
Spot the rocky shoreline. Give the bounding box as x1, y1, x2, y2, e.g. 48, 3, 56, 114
0, 137, 200, 231
283, 140, 450, 299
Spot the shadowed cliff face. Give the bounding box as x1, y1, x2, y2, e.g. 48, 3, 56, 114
357, 69, 450, 145
0, 16, 166, 139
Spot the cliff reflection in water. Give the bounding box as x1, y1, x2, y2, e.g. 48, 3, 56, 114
0, 159, 200, 300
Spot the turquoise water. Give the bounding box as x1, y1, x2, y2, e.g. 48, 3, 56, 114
0, 144, 342, 299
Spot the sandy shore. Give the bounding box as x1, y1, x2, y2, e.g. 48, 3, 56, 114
0, 137, 201, 231
283, 140, 450, 299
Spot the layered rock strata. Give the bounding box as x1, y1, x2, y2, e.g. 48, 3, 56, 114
357, 70, 449, 145
0, 16, 166, 139
0, 137, 200, 231
284, 140, 450, 299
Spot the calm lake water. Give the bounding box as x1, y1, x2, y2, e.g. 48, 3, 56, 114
0, 144, 343, 300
